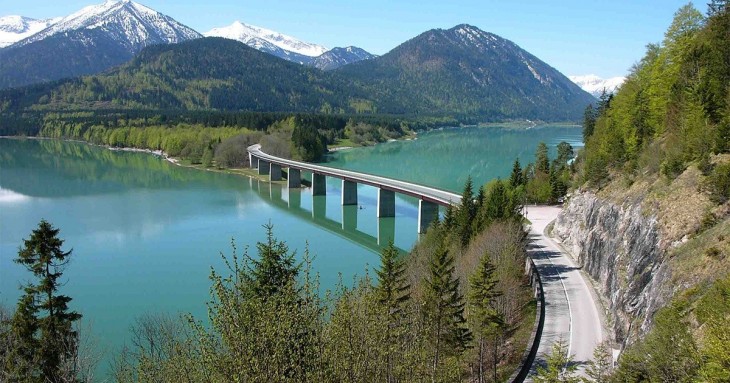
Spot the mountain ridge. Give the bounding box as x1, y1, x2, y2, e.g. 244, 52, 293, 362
0, 0, 201, 89
1, 24, 594, 122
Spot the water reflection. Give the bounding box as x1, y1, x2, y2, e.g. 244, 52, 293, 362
250, 180, 406, 255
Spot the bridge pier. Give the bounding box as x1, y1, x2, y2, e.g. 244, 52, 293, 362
250, 155, 259, 169
312, 173, 326, 196
341, 180, 358, 205
270, 163, 282, 181
288, 168, 301, 188
418, 200, 439, 234
258, 159, 269, 175
377, 189, 396, 217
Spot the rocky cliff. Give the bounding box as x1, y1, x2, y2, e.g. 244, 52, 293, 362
551, 191, 674, 344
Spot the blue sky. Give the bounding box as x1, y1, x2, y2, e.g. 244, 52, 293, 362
2, 0, 699, 78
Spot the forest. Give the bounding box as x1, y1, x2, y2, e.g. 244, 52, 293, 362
571, 2, 730, 382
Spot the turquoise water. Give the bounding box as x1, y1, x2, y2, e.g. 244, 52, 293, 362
327, 125, 584, 193
0, 125, 581, 379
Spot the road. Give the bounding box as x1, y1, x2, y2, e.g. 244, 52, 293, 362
525, 205, 603, 378
248, 144, 462, 206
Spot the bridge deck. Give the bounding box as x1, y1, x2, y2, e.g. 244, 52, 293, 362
248, 144, 462, 206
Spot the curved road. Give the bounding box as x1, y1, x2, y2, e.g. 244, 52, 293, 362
248, 144, 461, 206
525, 206, 603, 378
249, 145, 605, 377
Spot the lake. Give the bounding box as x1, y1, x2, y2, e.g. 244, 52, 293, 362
0, 124, 582, 379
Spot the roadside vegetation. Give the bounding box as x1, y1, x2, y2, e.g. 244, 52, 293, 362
546, 2, 730, 382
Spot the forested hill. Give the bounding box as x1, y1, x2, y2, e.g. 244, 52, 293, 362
337, 24, 595, 121
1, 38, 362, 113
0, 25, 594, 122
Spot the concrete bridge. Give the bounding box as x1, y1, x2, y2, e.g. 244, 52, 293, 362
247, 144, 461, 233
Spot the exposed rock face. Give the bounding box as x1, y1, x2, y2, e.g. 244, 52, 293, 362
552, 191, 673, 345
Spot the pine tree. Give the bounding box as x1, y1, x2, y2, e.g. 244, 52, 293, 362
375, 240, 411, 383
248, 223, 300, 298
375, 240, 410, 316
535, 142, 550, 174
509, 158, 524, 187
457, 177, 477, 247
533, 338, 579, 383
424, 245, 471, 381
12, 219, 82, 383
585, 341, 614, 383
583, 104, 597, 140
467, 253, 503, 383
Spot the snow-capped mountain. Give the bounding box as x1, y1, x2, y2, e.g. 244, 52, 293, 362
204, 21, 327, 64
569, 74, 625, 98
311, 46, 376, 70
0, 16, 61, 48
12, 0, 201, 50
0, 0, 202, 89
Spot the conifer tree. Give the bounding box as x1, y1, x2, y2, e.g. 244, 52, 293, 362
248, 222, 299, 298
375, 240, 411, 383
467, 253, 503, 383
509, 158, 524, 187
457, 177, 477, 247
12, 219, 82, 383
535, 142, 550, 174
424, 245, 471, 381
375, 240, 410, 316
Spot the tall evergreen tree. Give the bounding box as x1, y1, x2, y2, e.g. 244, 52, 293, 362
375, 240, 410, 315
12, 219, 82, 383
535, 142, 550, 174
375, 240, 411, 383
582, 104, 597, 140
424, 245, 471, 381
509, 158, 524, 187
457, 177, 477, 247
248, 223, 300, 298
467, 253, 503, 383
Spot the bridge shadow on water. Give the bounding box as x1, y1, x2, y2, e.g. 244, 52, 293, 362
249, 179, 409, 256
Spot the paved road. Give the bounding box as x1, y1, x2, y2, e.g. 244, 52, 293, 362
248, 144, 461, 206
525, 206, 603, 378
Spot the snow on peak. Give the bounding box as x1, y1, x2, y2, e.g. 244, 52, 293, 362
12, 0, 201, 48
204, 20, 327, 57
0, 15, 60, 47
569, 74, 625, 97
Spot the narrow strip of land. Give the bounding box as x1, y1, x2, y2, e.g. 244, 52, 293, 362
525, 206, 603, 378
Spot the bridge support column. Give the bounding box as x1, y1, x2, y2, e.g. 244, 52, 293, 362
418, 200, 439, 234
341, 180, 358, 205
258, 160, 269, 175
250, 155, 259, 170
377, 189, 396, 217
270, 163, 282, 181
288, 168, 301, 188
312, 173, 326, 196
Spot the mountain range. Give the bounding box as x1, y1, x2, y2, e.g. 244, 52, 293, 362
0, 0, 595, 122
0, 1, 376, 88
0, 15, 61, 48
568, 74, 625, 97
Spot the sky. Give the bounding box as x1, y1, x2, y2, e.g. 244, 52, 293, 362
1, 0, 700, 78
